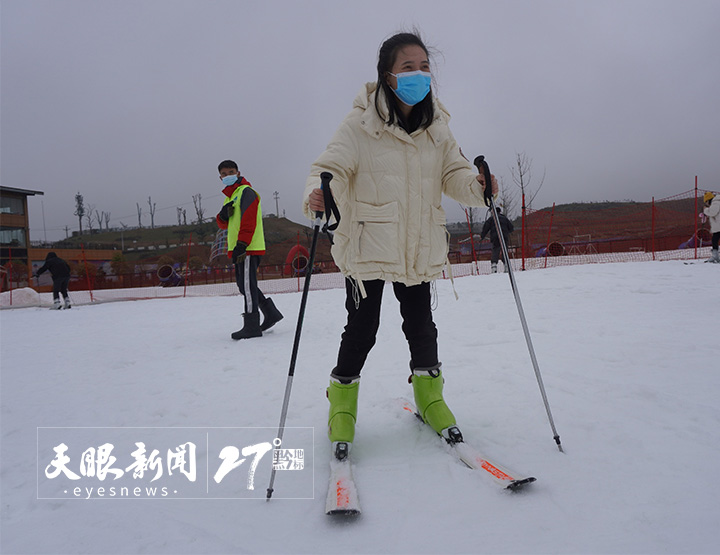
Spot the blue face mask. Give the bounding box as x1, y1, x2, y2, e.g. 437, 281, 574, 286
221, 174, 238, 186
390, 70, 432, 106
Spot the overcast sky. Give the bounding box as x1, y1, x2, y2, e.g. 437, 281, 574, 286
2, 0, 719, 242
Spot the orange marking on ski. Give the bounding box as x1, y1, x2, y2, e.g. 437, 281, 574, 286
336, 479, 350, 508
402, 405, 414, 412
480, 459, 513, 481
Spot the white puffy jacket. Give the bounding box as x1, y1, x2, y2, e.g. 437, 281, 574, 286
303, 83, 486, 289
704, 197, 720, 233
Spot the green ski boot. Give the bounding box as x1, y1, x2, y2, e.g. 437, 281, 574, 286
410, 364, 458, 438
327, 378, 359, 456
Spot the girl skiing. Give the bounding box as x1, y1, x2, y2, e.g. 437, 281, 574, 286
303, 31, 496, 459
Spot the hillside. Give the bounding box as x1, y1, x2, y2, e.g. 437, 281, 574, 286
51, 216, 334, 266
48, 196, 700, 266
448, 197, 701, 252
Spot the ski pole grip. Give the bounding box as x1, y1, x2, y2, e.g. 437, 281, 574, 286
318, 172, 334, 219
473, 155, 494, 207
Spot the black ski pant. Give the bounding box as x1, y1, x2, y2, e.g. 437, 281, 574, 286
490, 242, 504, 264
52, 276, 70, 302
712, 231, 719, 250
332, 279, 438, 381
234, 255, 266, 315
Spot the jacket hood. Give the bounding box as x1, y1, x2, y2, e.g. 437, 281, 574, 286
45, 252, 57, 260
352, 82, 451, 145
303, 79, 486, 288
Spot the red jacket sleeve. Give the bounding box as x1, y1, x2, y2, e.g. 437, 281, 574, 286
237, 189, 260, 246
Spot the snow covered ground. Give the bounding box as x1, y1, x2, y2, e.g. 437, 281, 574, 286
1, 260, 718, 554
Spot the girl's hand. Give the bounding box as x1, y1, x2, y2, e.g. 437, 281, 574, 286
476, 173, 498, 195
309, 188, 325, 212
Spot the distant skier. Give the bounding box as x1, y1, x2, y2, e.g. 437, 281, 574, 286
215, 159, 283, 339
35, 252, 71, 309
480, 206, 514, 273
703, 191, 719, 263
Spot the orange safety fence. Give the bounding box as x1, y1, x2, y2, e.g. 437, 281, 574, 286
519, 187, 713, 264
2, 183, 716, 308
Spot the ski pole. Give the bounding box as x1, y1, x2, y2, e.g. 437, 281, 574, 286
473, 156, 564, 453
266, 171, 334, 500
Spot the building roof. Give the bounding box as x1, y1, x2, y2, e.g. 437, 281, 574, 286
0, 186, 45, 196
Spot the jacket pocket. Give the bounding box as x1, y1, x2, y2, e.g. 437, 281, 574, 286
428, 205, 450, 269
353, 201, 400, 264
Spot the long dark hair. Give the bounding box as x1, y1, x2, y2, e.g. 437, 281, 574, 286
374, 32, 434, 133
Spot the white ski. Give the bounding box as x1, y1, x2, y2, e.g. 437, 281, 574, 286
399, 398, 536, 490
325, 449, 361, 515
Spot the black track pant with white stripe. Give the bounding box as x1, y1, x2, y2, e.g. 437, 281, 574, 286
234, 255, 266, 314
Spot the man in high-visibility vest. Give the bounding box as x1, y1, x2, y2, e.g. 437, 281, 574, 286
216, 160, 283, 339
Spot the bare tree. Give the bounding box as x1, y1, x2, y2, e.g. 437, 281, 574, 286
463, 205, 483, 234
136, 203, 143, 228
148, 196, 156, 229
95, 209, 103, 231
85, 204, 96, 233
177, 207, 183, 226
104, 211, 111, 231
192, 194, 205, 224
74, 192, 85, 235
510, 152, 545, 211
182, 209, 187, 226
497, 176, 519, 219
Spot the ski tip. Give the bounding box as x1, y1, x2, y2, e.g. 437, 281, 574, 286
505, 476, 537, 491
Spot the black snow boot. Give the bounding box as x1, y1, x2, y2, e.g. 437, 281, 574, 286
259, 297, 283, 331
231, 312, 262, 340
